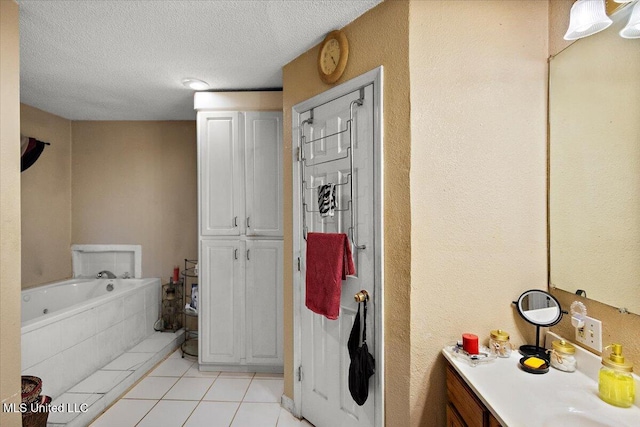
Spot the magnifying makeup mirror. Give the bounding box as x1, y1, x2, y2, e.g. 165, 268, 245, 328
513, 289, 564, 359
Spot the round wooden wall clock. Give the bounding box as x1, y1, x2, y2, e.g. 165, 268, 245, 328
317, 30, 349, 84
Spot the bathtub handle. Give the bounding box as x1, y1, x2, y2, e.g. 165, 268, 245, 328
234, 249, 238, 260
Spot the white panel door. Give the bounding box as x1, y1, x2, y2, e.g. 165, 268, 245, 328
245, 240, 283, 365
200, 239, 245, 364
245, 112, 283, 237
300, 85, 376, 427
199, 111, 244, 236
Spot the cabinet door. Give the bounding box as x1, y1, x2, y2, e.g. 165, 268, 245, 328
245, 240, 283, 365
199, 240, 245, 364
488, 413, 502, 427
446, 404, 466, 427
446, 364, 485, 427
244, 112, 283, 237
198, 111, 244, 236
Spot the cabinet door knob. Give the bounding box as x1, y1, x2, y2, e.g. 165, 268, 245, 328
246, 249, 250, 261
246, 216, 251, 228
234, 249, 238, 260
234, 216, 238, 227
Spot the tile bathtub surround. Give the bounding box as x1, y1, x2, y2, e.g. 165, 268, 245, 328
90, 349, 312, 427
21, 279, 160, 399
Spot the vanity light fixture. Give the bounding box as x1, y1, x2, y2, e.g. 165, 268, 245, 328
620, 0, 640, 38
181, 78, 209, 91
564, 0, 613, 40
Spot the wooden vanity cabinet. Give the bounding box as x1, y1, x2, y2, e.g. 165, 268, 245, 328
446, 363, 502, 427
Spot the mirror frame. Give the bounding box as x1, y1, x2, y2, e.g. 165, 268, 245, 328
514, 289, 563, 327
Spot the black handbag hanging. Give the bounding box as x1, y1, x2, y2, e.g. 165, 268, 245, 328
347, 298, 375, 406
20, 136, 49, 172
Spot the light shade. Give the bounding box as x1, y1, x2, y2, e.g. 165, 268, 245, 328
564, 0, 613, 40
613, 0, 634, 3
181, 78, 209, 91
620, 0, 640, 38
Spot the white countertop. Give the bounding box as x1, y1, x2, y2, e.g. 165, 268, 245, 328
443, 333, 640, 427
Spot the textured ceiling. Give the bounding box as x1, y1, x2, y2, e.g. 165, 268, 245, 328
17, 0, 382, 120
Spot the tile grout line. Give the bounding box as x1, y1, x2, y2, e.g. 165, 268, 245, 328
226, 401, 243, 427
132, 399, 161, 427
132, 377, 179, 427
101, 347, 286, 427
178, 397, 200, 427
180, 360, 257, 427
179, 362, 220, 426
174, 353, 216, 427
133, 354, 194, 426
227, 373, 255, 427
88, 342, 182, 426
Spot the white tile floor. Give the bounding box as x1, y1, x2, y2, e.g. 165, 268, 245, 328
89, 349, 313, 427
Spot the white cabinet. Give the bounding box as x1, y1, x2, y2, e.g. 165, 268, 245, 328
244, 112, 283, 237
198, 111, 283, 237
199, 240, 244, 364
245, 240, 283, 365
199, 239, 283, 367
197, 108, 283, 370
198, 112, 243, 236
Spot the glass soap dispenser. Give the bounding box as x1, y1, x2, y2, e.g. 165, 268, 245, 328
598, 343, 635, 408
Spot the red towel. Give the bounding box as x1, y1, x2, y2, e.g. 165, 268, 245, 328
305, 232, 356, 320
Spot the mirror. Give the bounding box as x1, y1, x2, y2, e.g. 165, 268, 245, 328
513, 290, 563, 359
515, 290, 563, 327
549, 4, 640, 315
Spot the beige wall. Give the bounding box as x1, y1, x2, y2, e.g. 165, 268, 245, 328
409, 1, 549, 425
20, 104, 72, 288
549, 0, 574, 57
19, 114, 198, 286
282, 1, 412, 424
0, 1, 23, 425
283, 2, 550, 425
71, 121, 198, 281
548, 0, 640, 368
194, 91, 283, 111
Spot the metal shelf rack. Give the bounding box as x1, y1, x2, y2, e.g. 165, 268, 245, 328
181, 258, 198, 358
299, 87, 367, 250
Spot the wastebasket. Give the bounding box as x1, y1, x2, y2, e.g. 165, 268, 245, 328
21, 376, 50, 427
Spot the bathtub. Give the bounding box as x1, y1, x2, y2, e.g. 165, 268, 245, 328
21, 277, 161, 398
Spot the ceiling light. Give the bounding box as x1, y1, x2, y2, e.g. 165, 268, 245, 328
564, 0, 613, 40
620, 0, 640, 38
181, 78, 209, 91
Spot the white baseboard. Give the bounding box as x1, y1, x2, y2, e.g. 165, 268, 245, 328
281, 394, 300, 418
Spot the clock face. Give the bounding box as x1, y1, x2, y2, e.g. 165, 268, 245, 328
317, 30, 348, 84
320, 38, 340, 75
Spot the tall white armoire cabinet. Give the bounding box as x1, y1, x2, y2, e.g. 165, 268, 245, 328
195, 92, 283, 372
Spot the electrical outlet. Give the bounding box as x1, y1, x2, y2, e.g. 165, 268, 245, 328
575, 315, 602, 352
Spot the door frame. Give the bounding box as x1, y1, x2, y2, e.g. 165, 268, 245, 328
290, 66, 384, 427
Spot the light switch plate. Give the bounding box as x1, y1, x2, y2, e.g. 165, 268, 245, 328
575, 316, 602, 352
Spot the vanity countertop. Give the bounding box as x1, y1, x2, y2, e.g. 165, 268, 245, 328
443, 334, 640, 427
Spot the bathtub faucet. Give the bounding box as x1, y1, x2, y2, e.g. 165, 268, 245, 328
96, 270, 117, 279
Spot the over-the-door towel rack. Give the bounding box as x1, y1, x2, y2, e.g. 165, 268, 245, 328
298, 87, 367, 250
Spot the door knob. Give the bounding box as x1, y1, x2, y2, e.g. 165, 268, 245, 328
354, 290, 369, 303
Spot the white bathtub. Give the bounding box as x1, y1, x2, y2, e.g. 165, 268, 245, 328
21, 277, 161, 398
